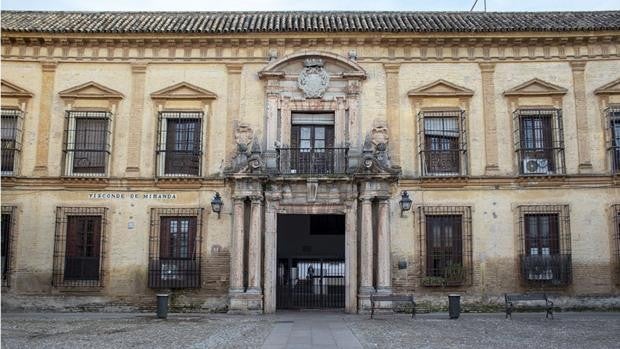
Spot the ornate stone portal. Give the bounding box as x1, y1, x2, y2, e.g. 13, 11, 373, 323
227, 51, 401, 314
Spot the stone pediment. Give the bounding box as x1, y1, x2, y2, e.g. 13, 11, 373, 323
594, 78, 620, 95
258, 51, 367, 80
150, 82, 217, 100
59, 81, 124, 100
1, 79, 33, 98
407, 79, 474, 97
503, 78, 567, 97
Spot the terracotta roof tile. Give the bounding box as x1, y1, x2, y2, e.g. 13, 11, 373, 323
2, 11, 619, 34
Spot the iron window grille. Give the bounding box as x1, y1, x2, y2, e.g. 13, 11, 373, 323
1, 206, 16, 287
52, 207, 107, 287
418, 206, 473, 287
613, 205, 620, 283
148, 208, 203, 289
1, 109, 23, 176
417, 110, 467, 177
63, 111, 112, 177
513, 108, 565, 175
517, 205, 571, 287
156, 111, 203, 177
605, 106, 620, 174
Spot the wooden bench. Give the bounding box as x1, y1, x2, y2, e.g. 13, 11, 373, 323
370, 294, 416, 319
505, 293, 554, 319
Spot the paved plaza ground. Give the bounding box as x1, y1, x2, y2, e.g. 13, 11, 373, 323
2, 311, 620, 349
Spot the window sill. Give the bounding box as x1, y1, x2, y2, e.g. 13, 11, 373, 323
61, 176, 109, 187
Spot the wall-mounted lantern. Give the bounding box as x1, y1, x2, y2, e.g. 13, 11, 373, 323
399, 191, 412, 217
211, 192, 223, 218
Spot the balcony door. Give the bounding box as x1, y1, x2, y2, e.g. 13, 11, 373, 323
290, 112, 335, 174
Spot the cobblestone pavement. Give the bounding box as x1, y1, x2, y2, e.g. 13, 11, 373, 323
2, 311, 620, 349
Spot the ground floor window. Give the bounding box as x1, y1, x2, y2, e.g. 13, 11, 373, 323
1, 206, 15, 287
517, 205, 571, 286
419, 206, 472, 287
53, 207, 107, 287
148, 208, 202, 289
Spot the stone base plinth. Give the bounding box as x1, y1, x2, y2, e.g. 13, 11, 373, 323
228, 292, 263, 314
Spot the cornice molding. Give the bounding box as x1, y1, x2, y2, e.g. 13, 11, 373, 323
150, 81, 217, 101
1, 79, 34, 99
58, 81, 124, 100
408, 79, 474, 98
503, 78, 568, 97
594, 78, 620, 95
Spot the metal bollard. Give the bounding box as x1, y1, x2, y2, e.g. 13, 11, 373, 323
156, 293, 170, 319
448, 294, 461, 319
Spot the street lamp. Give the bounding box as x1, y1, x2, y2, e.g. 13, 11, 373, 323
399, 191, 412, 216
211, 192, 223, 218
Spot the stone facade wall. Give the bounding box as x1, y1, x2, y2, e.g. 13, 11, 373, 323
1, 29, 619, 312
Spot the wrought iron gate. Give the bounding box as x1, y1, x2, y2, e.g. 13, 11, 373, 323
276, 258, 345, 309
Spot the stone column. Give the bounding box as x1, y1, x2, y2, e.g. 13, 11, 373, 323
571, 61, 592, 171
247, 196, 263, 293
384, 63, 401, 165
125, 63, 147, 175
345, 199, 358, 313
480, 63, 499, 173
33, 61, 58, 175
263, 198, 278, 313
359, 197, 374, 294
229, 198, 245, 293
376, 199, 392, 294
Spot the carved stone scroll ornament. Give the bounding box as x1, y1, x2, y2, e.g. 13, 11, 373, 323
297, 58, 330, 99
228, 123, 264, 174
235, 123, 254, 154
356, 121, 400, 176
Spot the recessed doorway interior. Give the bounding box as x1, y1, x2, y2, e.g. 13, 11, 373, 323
276, 214, 345, 310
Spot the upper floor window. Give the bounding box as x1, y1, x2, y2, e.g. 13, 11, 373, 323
419, 206, 472, 287
156, 111, 203, 177
514, 108, 565, 175
418, 110, 467, 176
63, 111, 111, 177
517, 205, 571, 286
607, 106, 620, 174
1, 109, 23, 176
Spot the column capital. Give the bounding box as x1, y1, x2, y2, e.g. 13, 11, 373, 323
359, 196, 373, 202
131, 62, 148, 74
479, 62, 496, 73
383, 63, 401, 74
250, 195, 264, 203
570, 61, 587, 72
41, 61, 58, 72
226, 63, 243, 74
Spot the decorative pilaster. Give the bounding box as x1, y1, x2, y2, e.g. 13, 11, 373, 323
571, 61, 592, 171
247, 196, 263, 293
359, 197, 374, 294
33, 61, 58, 175
384, 63, 401, 165
125, 63, 147, 174
263, 196, 279, 313
376, 199, 392, 294
480, 63, 499, 173
229, 198, 245, 293
226, 64, 243, 163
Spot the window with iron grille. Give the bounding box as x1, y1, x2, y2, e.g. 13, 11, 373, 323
53, 207, 107, 287
149, 208, 202, 289
1, 109, 23, 176
419, 206, 473, 286
63, 111, 112, 177
417, 110, 467, 176
1, 206, 16, 287
517, 205, 571, 286
156, 112, 203, 177
513, 108, 565, 175
606, 106, 620, 174
613, 205, 620, 283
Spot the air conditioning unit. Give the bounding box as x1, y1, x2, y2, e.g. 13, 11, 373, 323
523, 158, 549, 174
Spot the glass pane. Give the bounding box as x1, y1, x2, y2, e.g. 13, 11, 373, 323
315, 127, 325, 139
314, 140, 325, 149
300, 127, 311, 139
1, 116, 17, 140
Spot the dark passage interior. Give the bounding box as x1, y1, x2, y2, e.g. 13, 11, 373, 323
276, 214, 345, 309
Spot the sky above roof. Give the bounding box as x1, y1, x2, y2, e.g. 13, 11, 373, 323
2, 0, 619, 12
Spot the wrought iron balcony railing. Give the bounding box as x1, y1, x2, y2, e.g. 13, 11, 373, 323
277, 147, 348, 175
519, 254, 572, 286
420, 149, 466, 176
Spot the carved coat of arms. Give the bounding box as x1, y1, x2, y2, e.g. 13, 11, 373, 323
297, 58, 330, 98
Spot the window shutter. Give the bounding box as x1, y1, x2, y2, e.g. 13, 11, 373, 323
291, 125, 300, 147
325, 126, 335, 148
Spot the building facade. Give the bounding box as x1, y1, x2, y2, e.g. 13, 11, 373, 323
1, 11, 620, 313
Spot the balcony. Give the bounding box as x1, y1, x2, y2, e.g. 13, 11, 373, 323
276, 147, 348, 175
611, 146, 620, 174
519, 254, 572, 286
420, 149, 465, 177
